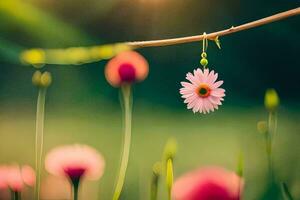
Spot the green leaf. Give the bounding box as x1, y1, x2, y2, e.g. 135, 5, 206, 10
281, 182, 294, 200
214, 36, 221, 49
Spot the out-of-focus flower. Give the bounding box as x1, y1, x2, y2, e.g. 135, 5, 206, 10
257, 121, 268, 134
0, 166, 8, 189
45, 144, 105, 183
105, 51, 149, 87
0, 165, 35, 192
21, 166, 36, 187
7, 165, 25, 192
180, 68, 225, 114
172, 166, 243, 200
264, 89, 279, 111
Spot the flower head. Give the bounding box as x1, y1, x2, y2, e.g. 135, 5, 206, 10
172, 166, 243, 200
180, 68, 225, 114
0, 164, 35, 192
105, 51, 149, 87
45, 144, 105, 183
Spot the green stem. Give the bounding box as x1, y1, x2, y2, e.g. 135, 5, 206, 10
72, 181, 79, 200
166, 159, 174, 200
34, 88, 47, 200
112, 85, 132, 200
12, 191, 20, 200
237, 178, 242, 200
150, 174, 159, 200
267, 111, 277, 183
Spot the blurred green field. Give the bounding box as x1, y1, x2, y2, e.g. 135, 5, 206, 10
1, 101, 300, 199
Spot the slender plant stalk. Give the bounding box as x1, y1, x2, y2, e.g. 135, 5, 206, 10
34, 88, 47, 200
72, 181, 79, 200
267, 111, 278, 182
150, 174, 159, 200
236, 153, 243, 200
12, 191, 20, 200
166, 159, 174, 200
112, 84, 132, 200
237, 179, 242, 200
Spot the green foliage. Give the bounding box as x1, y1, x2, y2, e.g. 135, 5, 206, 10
0, 0, 93, 47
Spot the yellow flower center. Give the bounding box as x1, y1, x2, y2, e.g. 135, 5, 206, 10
197, 84, 211, 97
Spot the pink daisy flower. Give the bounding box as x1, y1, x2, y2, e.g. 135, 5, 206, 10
180, 68, 225, 114
172, 166, 243, 200
45, 144, 105, 183
105, 51, 149, 87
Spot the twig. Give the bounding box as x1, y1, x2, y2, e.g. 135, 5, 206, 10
21, 7, 300, 65
126, 7, 300, 48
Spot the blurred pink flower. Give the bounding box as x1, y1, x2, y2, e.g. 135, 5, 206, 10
21, 165, 36, 187
0, 165, 35, 192
172, 166, 243, 200
0, 166, 8, 189
180, 68, 225, 114
45, 144, 105, 182
105, 51, 149, 87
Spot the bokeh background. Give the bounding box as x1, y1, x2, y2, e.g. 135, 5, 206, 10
0, 0, 300, 199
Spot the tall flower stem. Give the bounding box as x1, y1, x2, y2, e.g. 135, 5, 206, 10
34, 87, 47, 200
150, 162, 161, 200
12, 191, 20, 200
267, 111, 277, 182
150, 174, 159, 200
113, 84, 132, 200
72, 181, 80, 200
166, 159, 174, 200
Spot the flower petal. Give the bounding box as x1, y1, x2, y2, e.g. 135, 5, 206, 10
207, 70, 218, 85
208, 96, 222, 106
186, 73, 200, 85
212, 80, 223, 89
194, 68, 205, 83
181, 82, 196, 90
211, 88, 225, 97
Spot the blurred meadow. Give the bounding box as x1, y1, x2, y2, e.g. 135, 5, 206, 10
1, 0, 300, 200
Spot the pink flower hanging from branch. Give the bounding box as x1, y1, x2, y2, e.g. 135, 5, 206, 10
180, 69, 225, 114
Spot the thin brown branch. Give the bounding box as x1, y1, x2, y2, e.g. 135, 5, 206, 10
126, 7, 300, 48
